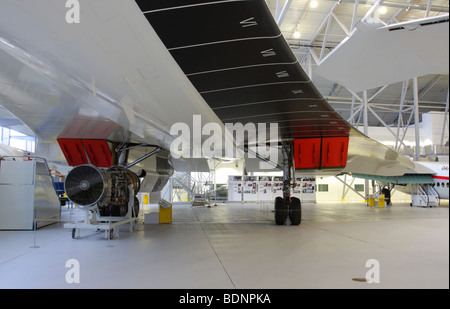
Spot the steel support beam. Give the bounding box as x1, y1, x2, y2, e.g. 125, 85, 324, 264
301, 1, 340, 64
363, 89, 369, 198
307, 52, 313, 80
363, 90, 369, 135
350, 0, 360, 32
395, 80, 409, 151
320, 14, 333, 61
360, 0, 383, 23
441, 89, 449, 146
413, 77, 421, 161
335, 176, 366, 200
331, 12, 350, 36
425, 0, 432, 17
335, 0, 449, 13
276, 0, 292, 26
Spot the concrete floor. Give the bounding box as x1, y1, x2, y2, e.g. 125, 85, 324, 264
0, 201, 448, 289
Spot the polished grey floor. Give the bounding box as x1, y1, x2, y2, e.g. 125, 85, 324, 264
0, 201, 448, 289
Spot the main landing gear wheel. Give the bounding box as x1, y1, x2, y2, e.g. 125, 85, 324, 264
271, 142, 303, 226
289, 197, 301, 226
274, 197, 288, 225
274, 197, 302, 226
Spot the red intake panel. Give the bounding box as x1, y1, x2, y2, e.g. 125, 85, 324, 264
57, 139, 112, 167
81, 140, 112, 168
57, 139, 88, 166
293, 138, 321, 169
294, 137, 349, 169
321, 137, 349, 168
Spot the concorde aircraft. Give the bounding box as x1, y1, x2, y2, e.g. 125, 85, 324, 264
0, 0, 421, 225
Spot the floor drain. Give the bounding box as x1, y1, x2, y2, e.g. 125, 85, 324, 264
352, 277, 367, 282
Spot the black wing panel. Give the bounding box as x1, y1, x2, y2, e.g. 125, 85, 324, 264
200, 82, 323, 108
170, 36, 297, 74
140, 1, 280, 49
136, 0, 351, 140
212, 99, 332, 120
188, 62, 308, 92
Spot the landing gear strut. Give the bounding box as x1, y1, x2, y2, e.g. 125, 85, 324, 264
274, 143, 302, 226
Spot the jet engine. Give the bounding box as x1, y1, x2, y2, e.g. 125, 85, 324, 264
65, 165, 140, 217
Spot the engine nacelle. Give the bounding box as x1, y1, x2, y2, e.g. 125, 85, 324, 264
65, 165, 140, 217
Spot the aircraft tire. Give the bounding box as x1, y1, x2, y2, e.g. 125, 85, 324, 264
274, 197, 287, 225
289, 197, 301, 226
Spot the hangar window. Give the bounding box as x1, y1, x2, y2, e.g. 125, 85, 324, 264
318, 184, 328, 192
0, 126, 35, 152
355, 184, 364, 192
1, 126, 9, 145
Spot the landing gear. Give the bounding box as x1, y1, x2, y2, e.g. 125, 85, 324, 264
274, 196, 302, 225
289, 197, 301, 225
274, 197, 287, 225
273, 143, 302, 226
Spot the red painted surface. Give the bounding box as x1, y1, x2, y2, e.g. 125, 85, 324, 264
57, 139, 88, 166
81, 140, 112, 168
294, 137, 349, 169
321, 137, 349, 168
293, 138, 321, 169
57, 139, 112, 167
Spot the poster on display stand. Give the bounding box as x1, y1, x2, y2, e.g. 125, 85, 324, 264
292, 177, 302, 199
273, 176, 283, 199
243, 176, 258, 201
301, 177, 316, 202
227, 176, 242, 202
258, 176, 273, 201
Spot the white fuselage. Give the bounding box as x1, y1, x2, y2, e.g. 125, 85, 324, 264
417, 162, 449, 199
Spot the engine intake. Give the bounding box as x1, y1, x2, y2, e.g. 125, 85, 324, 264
65, 165, 140, 217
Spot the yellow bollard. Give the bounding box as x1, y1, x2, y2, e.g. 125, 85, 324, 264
143, 193, 149, 205
159, 199, 172, 224
378, 195, 385, 208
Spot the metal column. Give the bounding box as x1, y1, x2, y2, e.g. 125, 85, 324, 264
441, 89, 449, 147
413, 77, 421, 161
363, 90, 369, 198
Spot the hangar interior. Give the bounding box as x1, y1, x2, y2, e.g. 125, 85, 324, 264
0, 0, 448, 289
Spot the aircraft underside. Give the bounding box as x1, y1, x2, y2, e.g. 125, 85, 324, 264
0, 0, 416, 229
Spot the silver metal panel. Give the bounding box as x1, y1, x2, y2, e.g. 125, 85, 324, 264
0, 160, 60, 230
33, 161, 60, 229
0, 160, 35, 230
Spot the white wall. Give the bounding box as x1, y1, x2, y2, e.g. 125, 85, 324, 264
420, 112, 448, 146
215, 160, 244, 184
315, 176, 411, 203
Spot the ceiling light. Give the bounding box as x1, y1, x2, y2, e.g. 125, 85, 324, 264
293, 31, 301, 39
310, 0, 319, 9
379, 6, 387, 15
